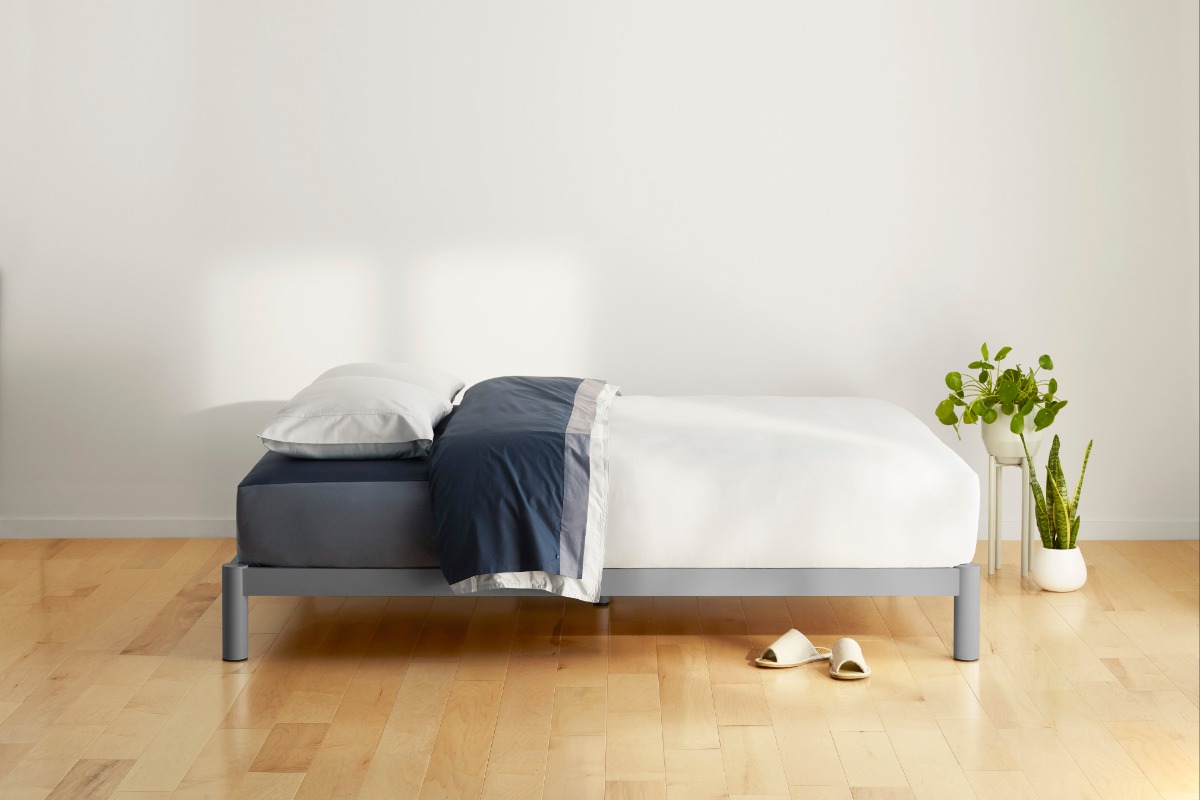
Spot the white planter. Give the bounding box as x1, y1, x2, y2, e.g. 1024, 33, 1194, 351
1032, 545, 1088, 592
980, 408, 1044, 465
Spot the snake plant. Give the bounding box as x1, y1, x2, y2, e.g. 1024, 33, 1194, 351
1022, 434, 1093, 549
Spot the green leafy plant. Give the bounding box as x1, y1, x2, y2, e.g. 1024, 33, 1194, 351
934, 342, 1067, 438
1023, 434, 1093, 549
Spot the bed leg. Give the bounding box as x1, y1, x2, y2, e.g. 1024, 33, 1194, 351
953, 562, 980, 662
222, 561, 249, 662
593, 596, 611, 607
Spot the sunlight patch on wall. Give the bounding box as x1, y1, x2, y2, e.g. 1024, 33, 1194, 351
411, 245, 590, 387
203, 254, 381, 408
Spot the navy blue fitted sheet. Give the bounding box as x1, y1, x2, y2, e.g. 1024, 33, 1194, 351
240, 451, 431, 486
236, 452, 438, 568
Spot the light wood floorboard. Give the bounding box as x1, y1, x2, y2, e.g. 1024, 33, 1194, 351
0, 538, 1194, 798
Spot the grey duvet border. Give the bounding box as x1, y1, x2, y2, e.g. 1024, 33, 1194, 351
221, 559, 980, 662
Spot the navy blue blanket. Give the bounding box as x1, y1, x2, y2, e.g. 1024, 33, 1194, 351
428, 376, 617, 601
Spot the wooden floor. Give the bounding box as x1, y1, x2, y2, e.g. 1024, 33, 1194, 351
0, 540, 1196, 800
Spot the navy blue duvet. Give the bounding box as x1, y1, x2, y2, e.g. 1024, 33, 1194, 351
428, 376, 617, 601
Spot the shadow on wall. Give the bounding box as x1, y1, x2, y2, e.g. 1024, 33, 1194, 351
178, 400, 285, 492
202, 251, 384, 410
192, 243, 597, 501
396, 241, 859, 396
193, 236, 940, 465
192, 251, 382, 503
203, 239, 853, 400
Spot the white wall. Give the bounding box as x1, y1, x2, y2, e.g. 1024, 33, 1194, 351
0, 0, 1196, 539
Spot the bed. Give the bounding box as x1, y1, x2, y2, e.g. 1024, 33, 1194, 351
223, 385, 981, 662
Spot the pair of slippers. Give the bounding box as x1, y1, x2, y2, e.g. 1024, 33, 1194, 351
754, 629, 871, 680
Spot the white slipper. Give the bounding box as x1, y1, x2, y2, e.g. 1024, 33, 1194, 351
754, 629, 833, 668
829, 638, 871, 680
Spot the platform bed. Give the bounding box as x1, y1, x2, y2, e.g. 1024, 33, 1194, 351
228, 382, 983, 664
220, 559, 980, 662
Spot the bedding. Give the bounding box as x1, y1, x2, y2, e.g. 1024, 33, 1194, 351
259, 375, 452, 459
428, 376, 619, 602
236, 451, 438, 568
603, 396, 979, 569
236, 390, 977, 588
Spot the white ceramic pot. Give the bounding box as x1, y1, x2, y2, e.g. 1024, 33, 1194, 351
980, 408, 1044, 465
1032, 545, 1087, 592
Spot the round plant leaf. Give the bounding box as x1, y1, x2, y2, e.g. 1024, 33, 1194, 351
945, 372, 963, 391
1048, 377, 1057, 394
1009, 413, 1025, 435
962, 407, 978, 425
996, 346, 1012, 360
977, 371, 988, 383
981, 342, 989, 361
968, 361, 984, 370
998, 381, 1018, 403
1033, 408, 1054, 430
1001, 401, 1014, 415
982, 407, 998, 424
935, 399, 958, 425
1020, 398, 1036, 415
1039, 354, 1054, 370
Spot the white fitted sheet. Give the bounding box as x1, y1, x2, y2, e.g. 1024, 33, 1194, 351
603, 396, 979, 569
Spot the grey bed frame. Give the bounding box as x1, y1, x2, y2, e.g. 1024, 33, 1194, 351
221, 559, 980, 662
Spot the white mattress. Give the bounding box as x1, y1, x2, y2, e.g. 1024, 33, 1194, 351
603, 396, 979, 569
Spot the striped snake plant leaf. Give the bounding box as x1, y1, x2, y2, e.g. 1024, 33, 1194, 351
1070, 516, 1081, 549
1035, 499, 1053, 549
1048, 437, 1070, 527
1072, 440, 1093, 515
1049, 476, 1072, 549
1022, 434, 1055, 548
1051, 438, 1070, 532
1044, 436, 1058, 510
1055, 469, 1070, 528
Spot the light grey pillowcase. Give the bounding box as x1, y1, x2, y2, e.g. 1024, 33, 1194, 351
316, 363, 464, 402
259, 376, 452, 459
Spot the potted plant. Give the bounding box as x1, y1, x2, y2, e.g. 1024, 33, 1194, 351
1024, 434, 1093, 591
934, 342, 1067, 464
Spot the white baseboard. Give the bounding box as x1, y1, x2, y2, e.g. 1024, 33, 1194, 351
0, 518, 235, 538
976, 518, 1199, 540
1, 517, 1196, 541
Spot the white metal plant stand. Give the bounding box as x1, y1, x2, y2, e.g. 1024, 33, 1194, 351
987, 454, 1035, 577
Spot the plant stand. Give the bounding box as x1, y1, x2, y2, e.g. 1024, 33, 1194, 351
987, 454, 1035, 577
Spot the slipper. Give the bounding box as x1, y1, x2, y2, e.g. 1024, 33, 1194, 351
829, 638, 871, 680
754, 629, 832, 668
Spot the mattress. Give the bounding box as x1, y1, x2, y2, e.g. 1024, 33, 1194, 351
236, 452, 438, 568
604, 396, 979, 569
237, 396, 978, 571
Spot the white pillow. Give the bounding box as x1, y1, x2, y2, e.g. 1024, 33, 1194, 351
316, 363, 464, 402
259, 376, 452, 459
